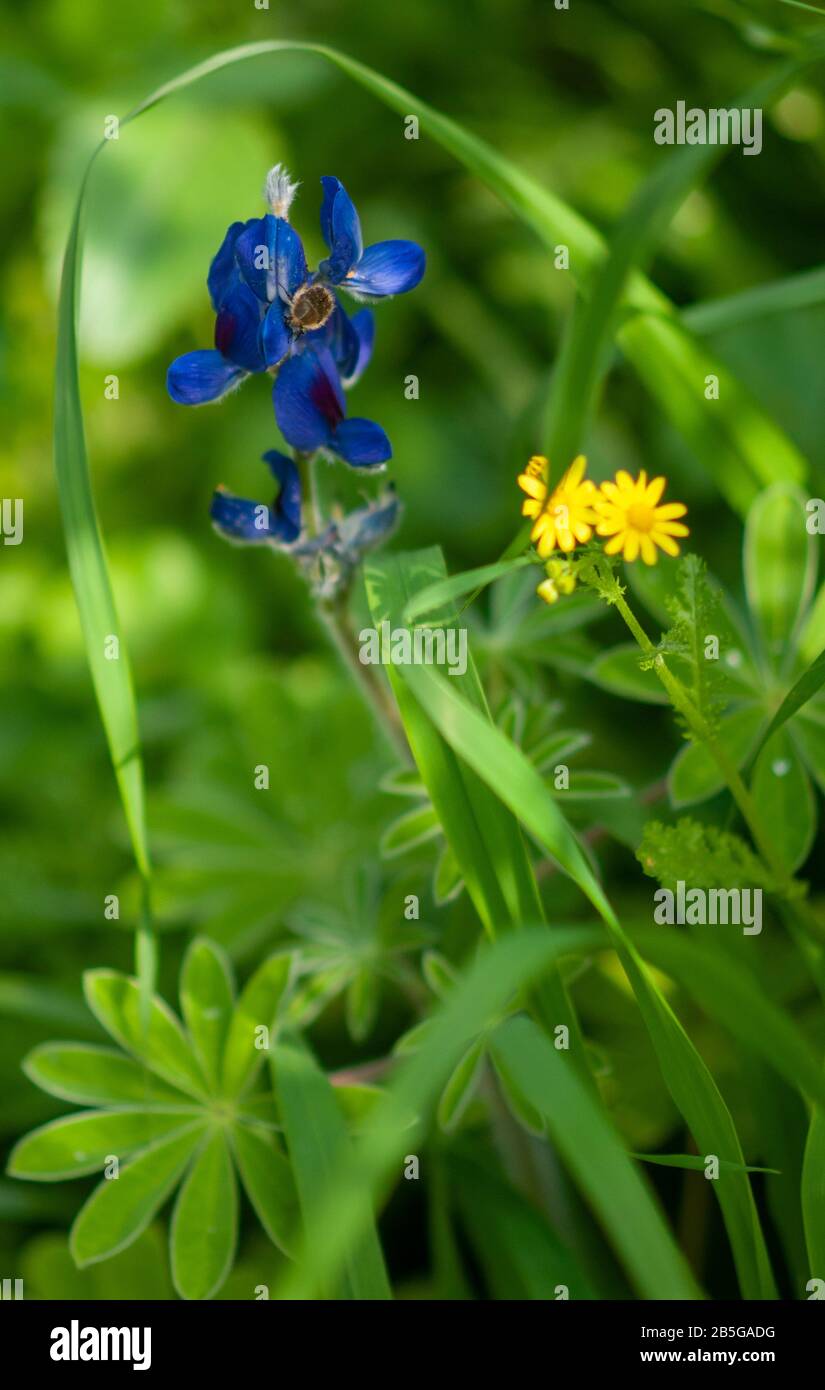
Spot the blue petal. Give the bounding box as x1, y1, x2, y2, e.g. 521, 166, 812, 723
210, 488, 297, 545
332, 417, 392, 468
208, 222, 245, 311
214, 282, 266, 372
318, 177, 363, 283
167, 350, 247, 405
261, 300, 292, 367
345, 240, 426, 298
262, 450, 302, 537
235, 215, 308, 303
273, 347, 344, 452
344, 309, 375, 386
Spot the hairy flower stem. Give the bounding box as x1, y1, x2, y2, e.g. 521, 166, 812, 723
596, 568, 825, 992
293, 450, 410, 762
320, 593, 411, 763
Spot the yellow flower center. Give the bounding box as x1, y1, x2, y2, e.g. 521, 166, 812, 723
627, 501, 655, 532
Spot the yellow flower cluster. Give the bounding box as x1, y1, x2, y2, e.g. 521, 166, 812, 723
517, 454, 689, 602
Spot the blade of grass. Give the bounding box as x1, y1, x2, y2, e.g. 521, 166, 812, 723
392, 651, 776, 1297
545, 60, 819, 477
365, 550, 587, 1063
684, 264, 825, 335
272, 1036, 391, 1300
272, 927, 697, 1300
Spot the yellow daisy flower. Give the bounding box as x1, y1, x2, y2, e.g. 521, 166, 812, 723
517, 454, 598, 558
594, 469, 689, 565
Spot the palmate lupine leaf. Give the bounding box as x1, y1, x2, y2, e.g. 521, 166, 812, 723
9, 940, 297, 1297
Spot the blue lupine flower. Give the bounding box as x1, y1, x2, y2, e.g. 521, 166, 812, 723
317, 177, 425, 300
273, 346, 391, 468
210, 450, 302, 546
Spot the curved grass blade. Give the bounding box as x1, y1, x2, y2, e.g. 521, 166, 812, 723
272, 1036, 391, 1300
545, 60, 819, 473
403, 556, 534, 625
272, 928, 697, 1301
392, 650, 776, 1297
802, 1096, 825, 1287
491, 1017, 701, 1299
684, 264, 825, 335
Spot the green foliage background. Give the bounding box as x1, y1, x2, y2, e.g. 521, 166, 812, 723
1, 0, 824, 1299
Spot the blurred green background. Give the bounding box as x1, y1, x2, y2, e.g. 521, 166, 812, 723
1, 0, 824, 1296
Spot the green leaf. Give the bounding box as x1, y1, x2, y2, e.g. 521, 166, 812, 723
180, 939, 235, 1092
749, 647, 825, 765
8, 1108, 200, 1181
802, 1097, 825, 1285
402, 557, 534, 624
794, 711, 825, 794
432, 843, 464, 905
83, 970, 208, 1100
273, 1037, 391, 1300
379, 767, 427, 798
170, 1130, 237, 1300
231, 1123, 297, 1257
637, 818, 775, 892
752, 733, 816, 873
450, 1150, 595, 1299
490, 1017, 699, 1300
365, 549, 586, 1056
628, 930, 825, 1112
684, 263, 825, 336
221, 953, 292, 1099
744, 482, 816, 668
437, 1036, 487, 1133
379, 804, 441, 858
588, 645, 670, 705
345, 968, 380, 1043
397, 660, 614, 922
554, 770, 631, 801
23, 1044, 190, 1109
633, 1154, 779, 1175
668, 706, 764, 807
70, 1123, 205, 1267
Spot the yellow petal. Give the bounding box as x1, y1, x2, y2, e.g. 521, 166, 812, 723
615, 470, 635, 492
603, 533, 625, 555
518, 474, 547, 501
537, 530, 557, 558
522, 499, 542, 518
596, 519, 622, 537
623, 531, 640, 562
653, 502, 687, 521
640, 534, 658, 565
654, 521, 689, 538
652, 532, 681, 557
645, 476, 666, 506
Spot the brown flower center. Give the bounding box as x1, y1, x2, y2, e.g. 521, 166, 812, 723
289, 283, 335, 332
